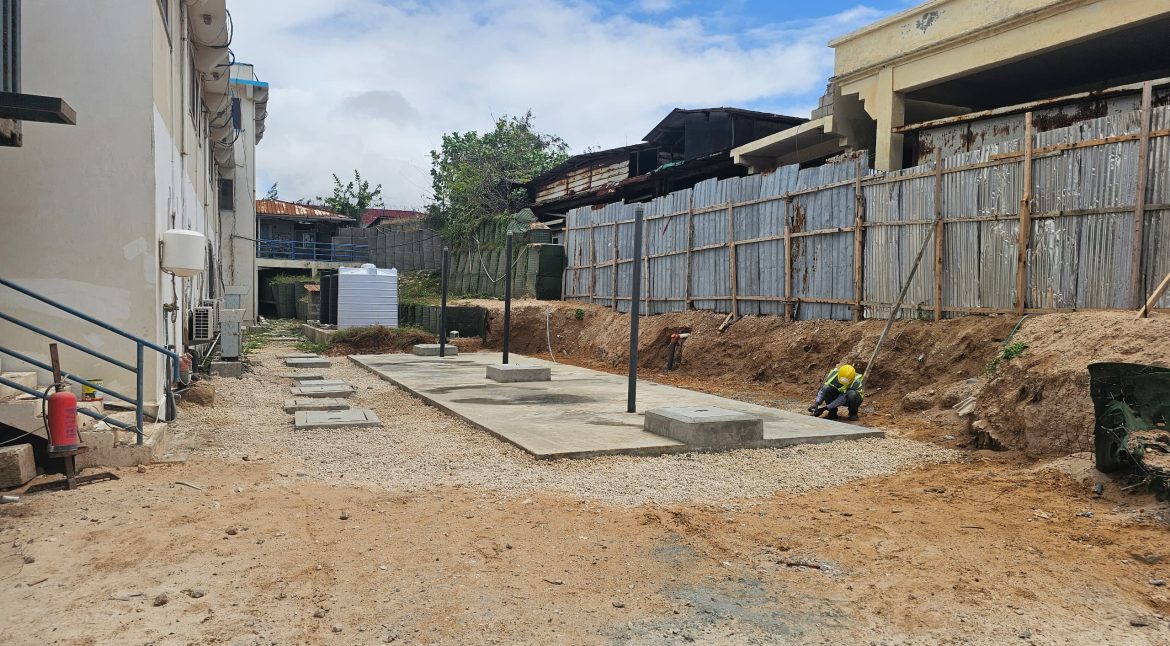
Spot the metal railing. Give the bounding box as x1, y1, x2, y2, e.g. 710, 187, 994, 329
0, 278, 181, 444
256, 239, 369, 262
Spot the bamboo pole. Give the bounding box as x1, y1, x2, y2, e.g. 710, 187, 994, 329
1014, 111, 1033, 316
863, 225, 936, 384
1130, 81, 1153, 308
933, 148, 944, 322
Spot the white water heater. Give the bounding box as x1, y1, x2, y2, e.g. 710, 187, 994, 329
337, 264, 398, 329
160, 229, 206, 277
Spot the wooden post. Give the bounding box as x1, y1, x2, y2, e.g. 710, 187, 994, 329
588, 223, 597, 304
933, 148, 944, 322
1014, 112, 1034, 316
611, 221, 619, 311
853, 157, 865, 322
783, 197, 794, 321
644, 214, 651, 316
1130, 81, 1153, 308
685, 196, 694, 309
1138, 269, 1170, 319
727, 203, 738, 318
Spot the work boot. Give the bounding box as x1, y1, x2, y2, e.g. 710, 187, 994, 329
825, 409, 839, 420
847, 413, 859, 421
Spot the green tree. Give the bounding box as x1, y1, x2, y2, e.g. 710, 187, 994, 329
428, 111, 569, 243
264, 182, 279, 200
317, 170, 384, 220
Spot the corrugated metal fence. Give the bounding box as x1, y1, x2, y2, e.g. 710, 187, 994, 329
564, 99, 1170, 319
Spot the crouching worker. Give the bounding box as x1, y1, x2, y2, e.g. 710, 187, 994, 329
807, 364, 863, 420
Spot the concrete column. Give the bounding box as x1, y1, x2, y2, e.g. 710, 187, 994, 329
873, 66, 905, 172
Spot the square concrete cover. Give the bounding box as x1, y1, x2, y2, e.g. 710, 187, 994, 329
412, 344, 458, 357
279, 373, 325, 380
285, 357, 331, 368
290, 384, 355, 398
645, 406, 764, 447
283, 398, 351, 413
294, 409, 381, 429
486, 364, 551, 383
294, 379, 346, 388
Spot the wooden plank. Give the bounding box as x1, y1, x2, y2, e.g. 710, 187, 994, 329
932, 148, 944, 322
611, 221, 619, 311
727, 203, 738, 318
588, 223, 597, 304
783, 198, 794, 321
853, 157, 865, 321
1130, 82, 1153, 309
685, 196, 694, 309
1138, 269, 1170, 318
1014, 112, 1033, 316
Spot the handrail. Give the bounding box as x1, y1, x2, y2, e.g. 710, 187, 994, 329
0, 373, 133, 430
256, 239, 369, 262
0, 277, 182, 445
0, 278, 180, 379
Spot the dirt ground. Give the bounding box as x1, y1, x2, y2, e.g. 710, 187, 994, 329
2, 318, 1169, 644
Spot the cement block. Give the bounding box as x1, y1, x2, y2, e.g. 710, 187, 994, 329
0, 372, 38, 400
0, 443, 36, 488
289, 384, 355, 398
294, 379, 346, 388
285, 357, 331, 368
294, 409, 381, 429
412, 344, 458, 357
283, 398, 351, 413
210, 361, 245, 378
644, 406, 763, 447
486, 364, 552, 383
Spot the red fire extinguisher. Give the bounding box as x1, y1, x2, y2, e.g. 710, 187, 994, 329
45, 343, 81, 452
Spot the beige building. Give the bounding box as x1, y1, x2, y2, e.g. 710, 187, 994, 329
734, 0, 1170, 171
0, 1, 264, 416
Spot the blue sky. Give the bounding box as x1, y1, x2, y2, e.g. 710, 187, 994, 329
230, 0, 916, 207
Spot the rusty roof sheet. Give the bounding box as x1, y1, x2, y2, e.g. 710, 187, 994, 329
255, 199, 354, 222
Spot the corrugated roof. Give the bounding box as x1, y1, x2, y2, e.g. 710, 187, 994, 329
361, 209, 426, 227
255, 199, 354, 222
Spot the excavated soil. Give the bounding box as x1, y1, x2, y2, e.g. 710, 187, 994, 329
460, 300, 1170, 457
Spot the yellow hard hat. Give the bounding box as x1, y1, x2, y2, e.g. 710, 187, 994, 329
838, 364, 856, 385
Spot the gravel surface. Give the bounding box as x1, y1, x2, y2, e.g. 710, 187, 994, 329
178, 341, 962, 506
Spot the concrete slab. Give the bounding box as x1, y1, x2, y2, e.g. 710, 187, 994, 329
294, 379, 346, 388
412, 344, 458, 357
290, 384, 355, 398
283, 398, 351, 413
0, 443, 36, 487
486, 364, 552, 383
294, 409, 381, 429
277, 373, 325, 380
350, 353, 882, 459
645, 406, 763, 447
278, 353, 319, 359
285, 357, 331, 368
210, 361, 244, 378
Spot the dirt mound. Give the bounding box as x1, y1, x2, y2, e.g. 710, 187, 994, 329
323, 326, 435, 355
977, 312, 1170, 456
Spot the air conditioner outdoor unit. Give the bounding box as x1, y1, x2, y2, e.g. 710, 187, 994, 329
192, 305, 218, 342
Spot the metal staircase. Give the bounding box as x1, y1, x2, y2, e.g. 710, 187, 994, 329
0, 278, 180, 444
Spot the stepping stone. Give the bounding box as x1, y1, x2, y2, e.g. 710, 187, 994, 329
278, 353, 318, 359
285, 357, 330, 368
294, 379, 346, 388
278, 372, 325, 380
290, 384, 355, 398
644, 406, 763, 447
412, 344, 458, 357
283, 398, 351, 413
294, 409, 381, 429
486, 364, 551, 383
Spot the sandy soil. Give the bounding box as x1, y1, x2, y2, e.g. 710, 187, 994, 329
1, 332, 1168, 644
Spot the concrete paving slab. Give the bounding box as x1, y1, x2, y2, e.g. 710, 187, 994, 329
412, 344, 458, 357
486, 364, 552, 383
294, 409, 381, 429
283, 398, 351, 413
350, 353, 882, 459
645, 406, 763, 447
285, 357, 331, 368
294, 379, 346, 388
278, 373, 325, 380
278, 353, 319, 359
289, 384, 355, 398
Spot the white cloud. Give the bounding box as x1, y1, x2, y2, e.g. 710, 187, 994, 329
228, 0, 879, 208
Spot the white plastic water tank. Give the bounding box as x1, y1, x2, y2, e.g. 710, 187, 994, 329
160, 229, 207, 277
337, 264, 398, 329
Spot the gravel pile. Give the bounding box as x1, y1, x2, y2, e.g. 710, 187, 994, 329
178, 343, 962, 506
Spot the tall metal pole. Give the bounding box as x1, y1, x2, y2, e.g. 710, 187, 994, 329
503, 231, 513, 365
628, 206, 644, 413
439, 247, 449, 358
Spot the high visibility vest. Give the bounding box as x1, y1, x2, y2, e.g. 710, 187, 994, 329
823, 368, 864, 395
